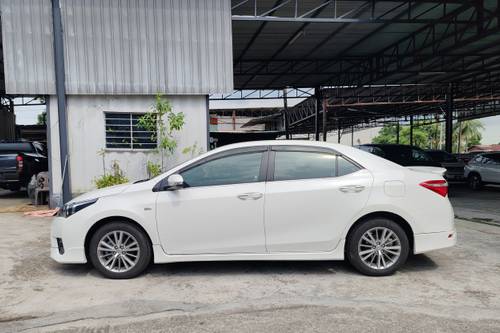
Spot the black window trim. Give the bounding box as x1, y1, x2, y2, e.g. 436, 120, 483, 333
267, 145, 363, 182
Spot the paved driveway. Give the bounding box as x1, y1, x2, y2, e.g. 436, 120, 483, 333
449, 183, 500, 225
0, 213, 499, 332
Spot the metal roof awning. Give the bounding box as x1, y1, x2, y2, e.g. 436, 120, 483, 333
231, 0, 500, 90
226, 0, 500, 135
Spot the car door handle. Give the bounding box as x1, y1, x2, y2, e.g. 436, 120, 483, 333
339, 185, 365, 193
237, 192, 263, 200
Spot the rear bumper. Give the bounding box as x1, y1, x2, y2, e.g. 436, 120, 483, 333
50, 216, 87, 264
414, 229, 457, 254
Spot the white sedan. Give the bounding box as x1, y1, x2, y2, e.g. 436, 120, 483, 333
51, 141, 456, 278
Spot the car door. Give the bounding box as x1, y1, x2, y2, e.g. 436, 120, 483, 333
264, 146, 373, 253
155, 146, 268, 255
481, 154, 500, 183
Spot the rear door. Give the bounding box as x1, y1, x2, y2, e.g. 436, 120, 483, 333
481, 154, 500, 183
264, 146, 373, 253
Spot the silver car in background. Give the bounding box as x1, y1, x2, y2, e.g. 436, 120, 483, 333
464, 152, 500, 190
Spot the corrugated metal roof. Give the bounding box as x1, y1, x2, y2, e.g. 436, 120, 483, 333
1, 0, 233, 95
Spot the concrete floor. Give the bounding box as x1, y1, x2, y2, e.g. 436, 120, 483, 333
0, 212, 499, 332
449, 183, 500, 225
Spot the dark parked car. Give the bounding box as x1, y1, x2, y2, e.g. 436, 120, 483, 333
425, 149, 465, 181
0, 142, 48, 191
357, 144, 441, 167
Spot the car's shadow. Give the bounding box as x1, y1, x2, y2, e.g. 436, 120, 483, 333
51, 254, 438, 278
0, 189, 27, 199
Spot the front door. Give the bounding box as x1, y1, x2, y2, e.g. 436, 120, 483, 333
264, 146, 373, 253
156, 147, 267, 254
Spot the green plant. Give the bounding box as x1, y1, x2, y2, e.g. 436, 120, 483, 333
146, 160, 162, 178
139, 95, 185, 174
37, 112, 47, 125
182, 141, 204, 158
94, 161, 129, 189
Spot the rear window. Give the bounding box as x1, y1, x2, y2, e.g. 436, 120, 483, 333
0, 143, 34, 154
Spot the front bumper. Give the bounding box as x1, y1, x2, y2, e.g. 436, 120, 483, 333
414, 229, 457, 254
50, 216, 87, 264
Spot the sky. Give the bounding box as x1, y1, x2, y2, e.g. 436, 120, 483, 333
15, 98, 500, 145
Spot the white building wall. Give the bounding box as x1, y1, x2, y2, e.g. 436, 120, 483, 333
48, 95, 207, 202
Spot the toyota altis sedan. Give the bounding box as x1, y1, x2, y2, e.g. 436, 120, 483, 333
51, 141, 456, 279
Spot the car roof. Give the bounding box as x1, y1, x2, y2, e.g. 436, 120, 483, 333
360, 143, 419, 148
478, 152, 500, 156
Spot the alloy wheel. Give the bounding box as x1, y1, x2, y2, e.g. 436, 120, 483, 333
357, 227, 401, 270
97, 231, 140, 273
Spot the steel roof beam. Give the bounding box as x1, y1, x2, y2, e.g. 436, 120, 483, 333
239, 0, 339, 89
234, 0, 285, 66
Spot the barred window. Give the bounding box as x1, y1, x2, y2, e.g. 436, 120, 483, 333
105, 113, 157, 149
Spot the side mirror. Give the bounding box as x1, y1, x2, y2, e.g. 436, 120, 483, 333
166, 174, 184, 190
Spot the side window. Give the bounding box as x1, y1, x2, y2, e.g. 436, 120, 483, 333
472, 155, 483, 164
338, 156, 361, 176
274, 151, 336, 181
483, 155, 498, 165
180, 152, 263, 187
489, 155, 500, 165
411, 149, 432, 162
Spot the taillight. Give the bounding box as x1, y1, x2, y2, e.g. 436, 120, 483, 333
419, 180, 448, 197
16, 155, 24, 172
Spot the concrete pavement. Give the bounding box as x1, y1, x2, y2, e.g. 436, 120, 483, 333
0, 213, 499, 332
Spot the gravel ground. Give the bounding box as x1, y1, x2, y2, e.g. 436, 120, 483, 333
0, 213, 499, 332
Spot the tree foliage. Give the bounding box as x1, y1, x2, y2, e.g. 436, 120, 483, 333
37, 112, 47, 125
372, 120, 483, 152
138, 95, 186, 177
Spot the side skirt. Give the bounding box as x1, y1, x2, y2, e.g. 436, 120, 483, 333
152, 240, 346, 264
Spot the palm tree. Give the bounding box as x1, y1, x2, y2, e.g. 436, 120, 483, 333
453, 120, 484, 153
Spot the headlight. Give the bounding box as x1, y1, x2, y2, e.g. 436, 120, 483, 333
59, 198, 98, 218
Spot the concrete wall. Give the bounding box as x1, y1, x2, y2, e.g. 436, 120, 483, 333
48, 95, 208, 205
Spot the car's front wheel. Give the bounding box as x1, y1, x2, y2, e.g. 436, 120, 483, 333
468, 173, 482, 190
89, 222, 152, 279
347, 218, 409, 276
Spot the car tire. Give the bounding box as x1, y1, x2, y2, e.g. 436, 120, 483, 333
346, 218, 409, 276
89, 221, 152, 279
468, 173, 482, 190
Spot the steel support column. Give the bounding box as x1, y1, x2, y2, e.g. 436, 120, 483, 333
322, 99, 328, 141
314, 87, 321, 141
51, 0, 71, 204
396, 121, 400, 144
283, 88, 290, 139
337, 121, 341, 143
445, 83, 454, 153
409, 115, 414, 146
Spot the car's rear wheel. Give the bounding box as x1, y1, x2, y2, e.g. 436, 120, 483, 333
347, 218, 409, 276
89, 222, 151, 279
468, 173, 482, 190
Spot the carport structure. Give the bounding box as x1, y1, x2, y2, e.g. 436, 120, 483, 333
217, 0, 500, 151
